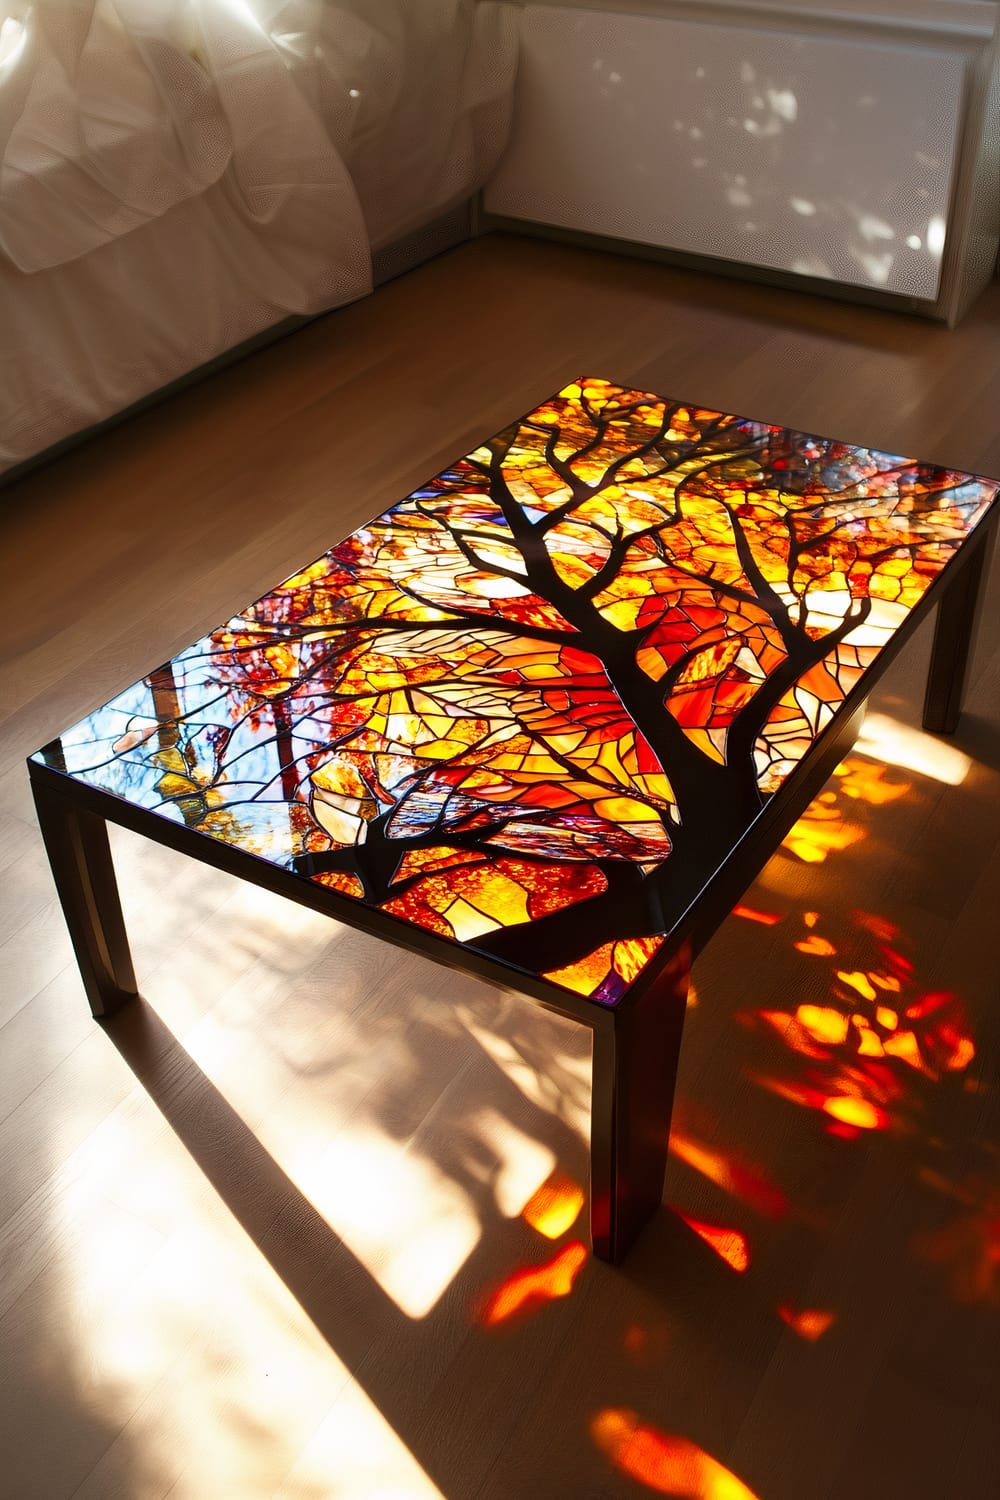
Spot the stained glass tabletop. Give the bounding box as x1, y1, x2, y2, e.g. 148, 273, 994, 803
29, 378, 999, 1262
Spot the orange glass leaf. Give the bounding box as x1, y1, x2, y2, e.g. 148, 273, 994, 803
544, 933, 665, 1004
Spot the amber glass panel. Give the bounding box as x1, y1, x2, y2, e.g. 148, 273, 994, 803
37, 380, 998, 1003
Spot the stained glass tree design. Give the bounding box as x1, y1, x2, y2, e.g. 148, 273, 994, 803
56, 379, 997, 1003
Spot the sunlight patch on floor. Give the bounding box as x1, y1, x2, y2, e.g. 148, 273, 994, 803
284, 1126, 481, 1319
458, 1003, 591, 1143
272, 1381, 445, 1500
472, 1105, 557, 1218
857, 712, 971, 785
54, 1107, 446, 1499
592, 1409, 760, 1498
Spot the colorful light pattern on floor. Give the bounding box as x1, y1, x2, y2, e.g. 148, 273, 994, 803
916, 1168, 1000, 1304
592, 1410, 761, 1498
520, 1171, 585, 1239
480, 1241, 588, 1326
39, 378, 997, 1002
776, 1305, 838, 1341
740, 902, 978, 1135
669, 1131, 789, 1219
678, 1215, 751, 1272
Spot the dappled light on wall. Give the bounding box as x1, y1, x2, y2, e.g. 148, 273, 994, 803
486, 7, 968, 299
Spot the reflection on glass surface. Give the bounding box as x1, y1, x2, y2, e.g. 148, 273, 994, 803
37, 379, 998, 1003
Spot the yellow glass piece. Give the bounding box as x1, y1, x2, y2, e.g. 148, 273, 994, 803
443, 897, 503, 943
312, 759, 370, 800
316, 871, 366, 899
156, 772, 198, 796
544, 943, 615, 997
594, 796, 659, 825
612, 937, 665, 985
438, 868, 532, 941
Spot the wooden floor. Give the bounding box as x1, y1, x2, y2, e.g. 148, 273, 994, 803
2, 235, 999, 1500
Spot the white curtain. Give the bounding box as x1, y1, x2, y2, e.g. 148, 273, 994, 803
0, 1, 518, 272
0, 0, 518, 474
0, 0, 372, 276
228, 0, 521, 248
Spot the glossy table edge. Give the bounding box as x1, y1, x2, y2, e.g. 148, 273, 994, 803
26, 751, 619, 1035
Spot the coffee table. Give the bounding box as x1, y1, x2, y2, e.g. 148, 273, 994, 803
29, 379, 998, 1263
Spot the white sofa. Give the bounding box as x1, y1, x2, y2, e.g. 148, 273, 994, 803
0, 0, 518, 477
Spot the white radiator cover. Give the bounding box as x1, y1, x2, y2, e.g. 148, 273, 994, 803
485, 3, 973, 300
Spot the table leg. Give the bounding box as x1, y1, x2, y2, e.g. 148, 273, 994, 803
590, 945, 690, 1263
32, 779, 138, 1018
924, 516, 996, 735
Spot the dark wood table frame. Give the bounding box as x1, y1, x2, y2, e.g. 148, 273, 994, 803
28, 510, 996, 1265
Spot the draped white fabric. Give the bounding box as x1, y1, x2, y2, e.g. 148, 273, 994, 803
260, 0, 520, 248
0, 0, 517, 270
0, 0, 372, 278
0, 1, 518, 473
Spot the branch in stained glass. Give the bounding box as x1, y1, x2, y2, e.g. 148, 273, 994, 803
42, 379, 998, 1005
